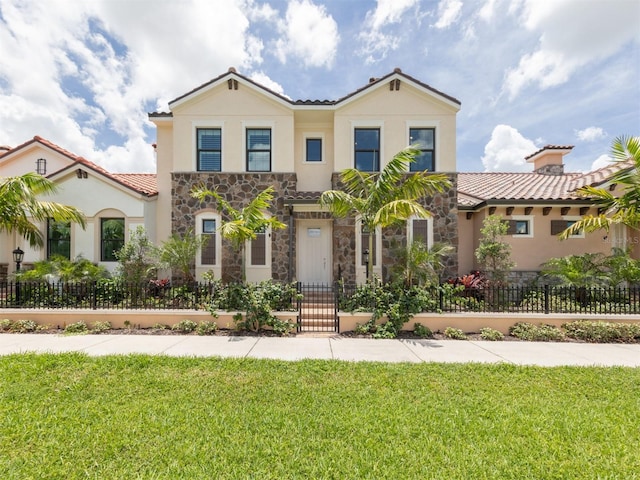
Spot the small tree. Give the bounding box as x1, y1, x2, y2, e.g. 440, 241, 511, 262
391, 241, 454, 287
157, 230, 209, 283
475, 215, 515, 285
191, 185, 286, 281
540, 253, 609, 288
114, 226, 158, 284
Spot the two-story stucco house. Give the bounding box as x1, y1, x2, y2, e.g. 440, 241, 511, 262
149, 68, 461, 284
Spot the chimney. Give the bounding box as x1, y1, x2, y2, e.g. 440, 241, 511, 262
525, 145, 573, 175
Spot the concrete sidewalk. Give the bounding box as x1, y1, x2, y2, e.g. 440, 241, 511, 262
0, 333, 639, 366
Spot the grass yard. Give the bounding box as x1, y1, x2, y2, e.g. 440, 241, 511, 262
1, 354, 638, 479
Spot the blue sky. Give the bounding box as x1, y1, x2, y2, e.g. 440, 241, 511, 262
0, 0, 638, 174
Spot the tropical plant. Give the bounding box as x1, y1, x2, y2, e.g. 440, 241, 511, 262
319, 146, 451, 281
0, 172, 87, 247
540, 253, 609, 288
114, 226, 158, 284
191, 185, 286, 281
604, 247, 640, 286
18, 255, 110, 282
391, 240, 454, 287
560, 135, 640, 238
157, 229, 208, 283
475, 215, 515, 285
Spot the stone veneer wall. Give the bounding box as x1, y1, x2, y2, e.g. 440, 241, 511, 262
172, 172, 297, 282
330, 172, 459, 283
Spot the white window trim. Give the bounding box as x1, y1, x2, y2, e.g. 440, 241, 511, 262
195, 212, 222, 280
351, 120, 384, 171
245, 223, 271, 269
355, 217, 382, 282
303, 132, 325, 164
242, 120, 275, 172
406, 120, 439, 172
563, 216, 585, 239
192, 120, 225, 172
407, 216, 434, 248
510, 215, 534, 238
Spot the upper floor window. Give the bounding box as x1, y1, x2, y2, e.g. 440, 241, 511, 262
247, 128, 271, 172
101, 218, 125, 261
551, 219, 583, 238
201, 219, 217, 265
36, 158, 47, 175
47, 219, 70, 259
354, 128, 380, 172
306, 138, 322, 162
409, 128, 435, 171
197, 128, 221, 171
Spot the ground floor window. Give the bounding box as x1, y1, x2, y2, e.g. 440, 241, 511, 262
101, 218, 125, 261
47, 219, 71, 259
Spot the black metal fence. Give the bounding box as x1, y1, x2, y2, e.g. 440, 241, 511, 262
2, 280, 640, 316
0, 281, 216, 310
337, 283, 640, 315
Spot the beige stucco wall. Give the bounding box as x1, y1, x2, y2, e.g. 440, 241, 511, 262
169, 84, 295, 173
460, 206, 612, 273
339, 311, 640, 334
0, 145, 72, 177
333, 82, 458, 173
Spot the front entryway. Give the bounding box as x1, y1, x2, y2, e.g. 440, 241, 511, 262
297, 220, 332, 283
297, 283, 338, 332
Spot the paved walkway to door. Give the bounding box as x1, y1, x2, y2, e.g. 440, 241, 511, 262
0, 334, 639, 366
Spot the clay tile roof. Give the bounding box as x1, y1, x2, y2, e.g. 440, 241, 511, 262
524, 144, 574, 160
10, 136, 158, 197
569, 158, 635, 190
285, 191, 323, 203
457, 171, 586, 208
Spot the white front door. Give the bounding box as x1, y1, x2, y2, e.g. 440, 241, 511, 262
297, 220, 332, 283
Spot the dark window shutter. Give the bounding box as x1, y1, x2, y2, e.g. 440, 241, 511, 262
506, 220, 517, 235
550, 220, 567, 235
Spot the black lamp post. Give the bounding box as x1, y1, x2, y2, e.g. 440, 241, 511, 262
363, 249, 370, 282
12, 247, 23, 306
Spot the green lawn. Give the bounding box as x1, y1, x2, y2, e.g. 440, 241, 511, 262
1, 354, 638, 479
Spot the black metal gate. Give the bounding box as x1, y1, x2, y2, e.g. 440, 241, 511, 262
296, 283, 338, 332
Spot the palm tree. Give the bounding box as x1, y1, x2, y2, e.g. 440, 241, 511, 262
191, 185, 286, 281
560, 135, 640, 239
0, 172, 86, 248
156, 229, 208, 283
391, 241, 454, 287
319, 146, 452, 281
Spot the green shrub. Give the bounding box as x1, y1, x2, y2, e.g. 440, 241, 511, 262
509, 322, 564, 342
196, 320, 218, 335
151, 323, 168, 330
172, 319, 198, 333
413, 323, 432, 338
562, 320, 640, 343
91, 321, 111, 334
65, 321, 89, 334
0, 319, 12, 331
354, 322, 373, 335
480, 327, 504, 341
444, 327, 467, 340
10, 319, 38, 333
373, 322, 397, 339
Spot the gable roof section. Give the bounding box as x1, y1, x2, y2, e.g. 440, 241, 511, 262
1, 136, 157, 197
159, 67, 460, 113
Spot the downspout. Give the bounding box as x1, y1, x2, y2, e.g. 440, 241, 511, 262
288, 204, 294, 283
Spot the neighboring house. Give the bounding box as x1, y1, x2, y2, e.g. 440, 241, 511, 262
0, 136, 157, 278
149, 68, 460, 284
458, 145, 638, 283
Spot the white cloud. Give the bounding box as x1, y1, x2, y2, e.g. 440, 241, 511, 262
503, 0, 640, 99
274, 0, 339, 68
433, 0, 463, 29
591, 154, 612, 171
249, 72, 288, 98
358, 0, 418, 63
481, 125, 537, 172
576, 127, 606, 142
